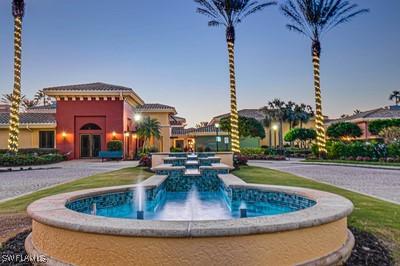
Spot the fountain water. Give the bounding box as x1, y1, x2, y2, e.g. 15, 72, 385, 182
135, 184, 145, 220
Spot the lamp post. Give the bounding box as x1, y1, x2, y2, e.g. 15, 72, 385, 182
215, 123, 220, 152
272, 124, 278, 149
134, 114, 142, 158
124, 131, 130, 159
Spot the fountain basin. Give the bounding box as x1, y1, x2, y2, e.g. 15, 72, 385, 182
26, 174, 354, 266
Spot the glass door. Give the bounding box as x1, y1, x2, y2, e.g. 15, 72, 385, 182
80, 134, 102, 158
80, 135, 91, 158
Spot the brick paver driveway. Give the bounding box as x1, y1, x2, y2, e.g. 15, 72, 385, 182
0, 160, 137, 202
249, 160, 400, 204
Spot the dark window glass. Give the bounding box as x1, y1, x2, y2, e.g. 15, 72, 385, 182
39, 131, 55, 148
80, 123, 101, 130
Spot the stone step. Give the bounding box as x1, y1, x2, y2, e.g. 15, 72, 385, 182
184, 169, 201, 176
185, 160, 199, 166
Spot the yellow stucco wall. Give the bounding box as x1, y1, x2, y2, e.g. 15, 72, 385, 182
262, 119, 316, 147
0, 128, 55, 149
143, 113, 171, 152
31, 218, 348, 266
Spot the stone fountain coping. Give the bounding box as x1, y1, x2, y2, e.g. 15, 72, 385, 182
27, 173, 353, 238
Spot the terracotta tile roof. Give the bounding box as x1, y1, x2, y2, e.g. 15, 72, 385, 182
135, 103, 177, 114
172, 125, 228, 136
329, 106, 400, 124
0, 113, 56, 125
169, 115, 186, 125
212, 109, 265, 122
43, 82, 133, 92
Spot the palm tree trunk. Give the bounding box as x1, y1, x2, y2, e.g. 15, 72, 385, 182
226, 26, 240, 153
312, 41, 327, 156
8, 15, 23, 153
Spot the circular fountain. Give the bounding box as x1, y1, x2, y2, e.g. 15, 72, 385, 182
26, 153, 354, 266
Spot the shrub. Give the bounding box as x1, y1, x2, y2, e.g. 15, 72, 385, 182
284, 128, 316, 147
0, 153, 66, 167
107, 140, 123, 151
327, 122, 362, 140
170, 147, 183, 152
139, 155, 152, 168
240, 148, 264, 156
148, 146, 159, 153
369, 119, 400, 135
0, 148, 59, 156
387, 142, 400, 157
234, 154, 248, 169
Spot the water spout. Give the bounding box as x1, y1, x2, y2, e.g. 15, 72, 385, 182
135, 184, 146, 219
239, 201, 247, 218
91, 203, 97, 216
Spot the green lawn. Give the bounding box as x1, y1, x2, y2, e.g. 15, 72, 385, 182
305, 159, 400, 167
0, 165, 398, 262
0, 167, 152, 214
234, 166, 400, 262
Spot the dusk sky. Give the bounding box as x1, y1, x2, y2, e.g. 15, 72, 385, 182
0, 0, 399, 126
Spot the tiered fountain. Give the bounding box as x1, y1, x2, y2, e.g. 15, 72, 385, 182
25, 152, 354, 266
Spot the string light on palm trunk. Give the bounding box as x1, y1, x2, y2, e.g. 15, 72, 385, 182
8, 15, 23, 153
312, 45, 327, 154
227, 41, 240, 153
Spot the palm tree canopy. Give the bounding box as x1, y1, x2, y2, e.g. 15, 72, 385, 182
195, 0, 276, 41
389, 90, 400, 100
281, 0, 368, 47
136, 117, 161, 140
12, 0, 25, 18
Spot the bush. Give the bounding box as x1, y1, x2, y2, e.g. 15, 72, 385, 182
0, 148, 59, 156
240, 147, 264, 156
369, 119, 400, 135
139, 155, 152, 168
148, 146, 159, 153
0, 153, 66, 167
170, 147, 183, 152
107, 140, 123, 151
387, 142, 400, 157
327, 122, 362, 140
284, 128, 316, 147
234, 154, 248, 169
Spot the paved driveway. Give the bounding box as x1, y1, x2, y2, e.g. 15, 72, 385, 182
0, 160, 138, 202
249, 160, 400, 204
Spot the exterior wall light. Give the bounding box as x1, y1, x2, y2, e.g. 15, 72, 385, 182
272, 124, 278, 131
124, 132, 130, 137
134, 114, 142, 122
62, 131, 67, 139
112, 131, 117, 139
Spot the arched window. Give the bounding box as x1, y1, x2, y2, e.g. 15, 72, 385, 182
80, 123, 102, 130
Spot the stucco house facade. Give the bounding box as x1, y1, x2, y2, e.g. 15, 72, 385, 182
0, 83, 177, 159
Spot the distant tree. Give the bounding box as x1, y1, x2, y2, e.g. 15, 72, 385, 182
379, 127, 400, 144
136, 117, 161, 152
34, 89, 52, 106
369, 119, 400, 135
264, 99, 286, 148
194, 0, 276, 152
281, 0, 369, 154
353, 109, 361, 114
22, 99, 38, 109
220, 116, 265, 139
284, 128, 316, 148
327, 122, 362, 140
389, 90, 400, 106
195, 122, 209, 128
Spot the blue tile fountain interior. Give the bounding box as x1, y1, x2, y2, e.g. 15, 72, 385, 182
66, 153, 316, 221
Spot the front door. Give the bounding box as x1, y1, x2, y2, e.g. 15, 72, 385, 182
80, 134, 101, 158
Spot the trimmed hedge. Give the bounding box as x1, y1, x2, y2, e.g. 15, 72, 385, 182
0, 148, 59, 156
368, 119, 400, 135
0, 153, 66, 167
107, 140, 123, 151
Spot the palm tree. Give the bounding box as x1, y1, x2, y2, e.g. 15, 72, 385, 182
22, 99, 39, 110
8, 0, 25, 153
265, 99, 286, 149
281, 0, 368, 155
136, 117, 161, 152
389, 91, 400, 106
1, 93, 26, 105
295, 103, 313, 128
34, 89, 51, 106
194, 0, 276, 153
